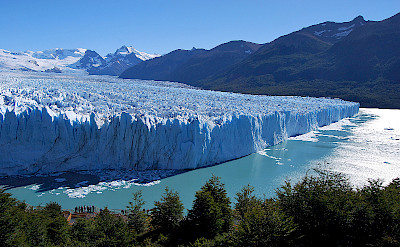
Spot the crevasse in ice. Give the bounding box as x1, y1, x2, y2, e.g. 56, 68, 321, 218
0, 71, 359, 175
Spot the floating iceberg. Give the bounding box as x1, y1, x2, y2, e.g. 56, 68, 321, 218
0, 71, 359, 176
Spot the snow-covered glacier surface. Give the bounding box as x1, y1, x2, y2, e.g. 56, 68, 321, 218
0, 71, 359, 176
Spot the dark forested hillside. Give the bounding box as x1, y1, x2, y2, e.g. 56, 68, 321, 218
199, 13, 400, 108
121, 13, 400, 108
119, 48, 207, 81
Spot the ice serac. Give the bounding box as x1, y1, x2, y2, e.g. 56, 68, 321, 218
0, 72, 359, 176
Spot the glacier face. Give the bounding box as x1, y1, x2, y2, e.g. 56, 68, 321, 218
0, 71, 359, 176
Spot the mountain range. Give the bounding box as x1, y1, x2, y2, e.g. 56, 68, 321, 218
120, 13, 400, 108
1, 12, 399, 108
73, 46, 160, 76
0, 46, 159, 75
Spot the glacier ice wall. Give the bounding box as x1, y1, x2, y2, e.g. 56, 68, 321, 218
0, 71, 359, 175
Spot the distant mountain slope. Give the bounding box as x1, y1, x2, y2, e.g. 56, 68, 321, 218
119, 40, 262, 82
167, 41, 262, 84
327, 13, 400, 82
0, 48, 87, 73
197, 13, 400, 108
120, 48, 207, 80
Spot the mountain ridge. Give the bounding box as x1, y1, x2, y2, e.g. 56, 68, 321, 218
201, 12, 400, 108
0, 46, 159, 75
119, 12, 400, 108
120, 16, 371, 87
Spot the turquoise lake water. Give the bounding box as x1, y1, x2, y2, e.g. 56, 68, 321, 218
4, 108, 400, 211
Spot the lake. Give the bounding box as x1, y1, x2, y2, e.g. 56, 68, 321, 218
3, 108, 400, 211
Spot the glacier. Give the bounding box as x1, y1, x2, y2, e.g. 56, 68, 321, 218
0, 71, 359, 176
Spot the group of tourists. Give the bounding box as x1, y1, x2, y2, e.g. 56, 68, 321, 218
74, 205, 96, 213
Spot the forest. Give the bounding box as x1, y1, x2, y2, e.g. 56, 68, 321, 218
1, 170, 400, 247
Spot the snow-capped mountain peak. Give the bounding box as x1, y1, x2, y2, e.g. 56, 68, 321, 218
107, 45, 160, 61
114, 45, 133, 56
0, 45, 160, 76
86, 45, 162, 76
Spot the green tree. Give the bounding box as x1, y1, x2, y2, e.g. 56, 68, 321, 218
187, 175, 232, 239
276, 169, 358, 246
9, 209, 49, 247
70, 217, 97, 246
233, 199, 296, 247
127, 190, 148, 234
381, 178, 400, 245
234, 185, 260, 220
354, 178, 400, 246
150, 187, 184, 233
42, 202, 71, 246
0, 188, 27, 246
93, 207, 131, 247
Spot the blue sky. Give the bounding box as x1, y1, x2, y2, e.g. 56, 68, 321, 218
1, 0, 399, 55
